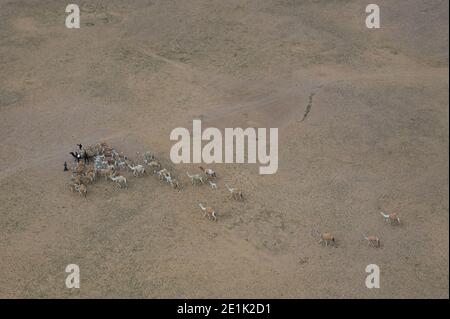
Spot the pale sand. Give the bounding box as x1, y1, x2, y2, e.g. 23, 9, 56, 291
0, 0, 448, 298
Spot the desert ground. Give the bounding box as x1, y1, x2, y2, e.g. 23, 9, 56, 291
0, 0, 448, 298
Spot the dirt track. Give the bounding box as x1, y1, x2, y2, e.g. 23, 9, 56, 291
0, 0, 448, 298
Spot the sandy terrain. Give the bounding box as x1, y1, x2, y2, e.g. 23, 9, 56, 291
0, 0, 448, 298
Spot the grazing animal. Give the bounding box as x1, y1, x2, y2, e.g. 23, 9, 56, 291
147, 160, 161, 172
115, 160, 126, 170
109, 174, 128, 188
71, 175, 82, 184
69, 182, 77, 193
225, 184, 244, 201
76, 161, 85, 175
85, 171, 95, 182
157, 168, 170, 181
72, 174, 92, 185
94, 155, 106, 167
199, 166, 216, 179
96, 154, 106, 161
198, 203, 217, 221
79, 149, 94, 164
96, 167, 115, 181
164, 173, 173, 184
143, 151, 156, 164
363, 234, 381, 248
124, 159, 134, 171
75, 183, 87, 197
312, 229, 336, 247
99, 142, 109, 151
101, 144, 113, 157
64, 162, 68, 172
208, 181, 217, 189
86, 166, 95, 175
169, 178, 180, 190
319, 232, 336, 247
187, 172, 204, 185
380, 211, 400, 225
128, 164, 146, 177
103, 150, 112, 158
80, 175, 92, 185
111, 149, 119, 159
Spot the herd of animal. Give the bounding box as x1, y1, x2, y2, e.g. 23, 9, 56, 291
67, 142, 244, 223
67, 142, 402, 248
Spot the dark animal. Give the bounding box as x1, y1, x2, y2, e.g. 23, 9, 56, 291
70, 152, 81, 162
64, 162, 68, 171
70, 149, 92, 164
79, 149, 93, 164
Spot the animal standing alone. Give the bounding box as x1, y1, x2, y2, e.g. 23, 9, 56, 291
380, 211, 401, 225
363, 234, 381, 248
198, 203, 217, 221
319, 232, 336, 247
312, 229, 336, 247
225, 184, 244, 201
